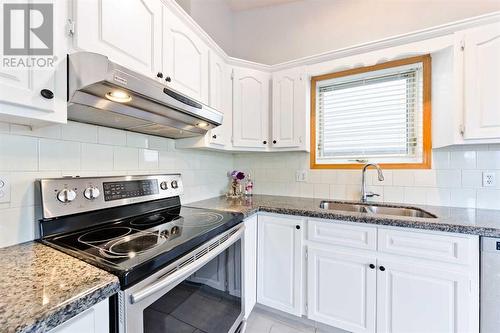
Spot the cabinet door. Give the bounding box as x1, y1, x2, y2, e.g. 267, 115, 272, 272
377, 259, 473, 333
208, 51, 227, 146
243, 215, 258, 319
257, 215, 303, 316
163, 7, 209, 104
73, 0, 162, 80
232, 67, 270, 148
271, 68, 306, 148
463, 22, 500, 139
0, 1, 67, 125
307, 247, 376, 333
50, 298, 109, 333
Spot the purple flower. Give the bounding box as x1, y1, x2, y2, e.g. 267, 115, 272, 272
230, 170, 245, 181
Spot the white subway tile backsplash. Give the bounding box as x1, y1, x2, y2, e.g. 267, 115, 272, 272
450, 151, 476, 169
113, 147, 139, 170
39, 139, 81, 171
461, 170, 482, 188
450, 189, 477, 208
477, 189, 500, 209
10, 124, 61, 139
0, 134, 38, 171
403, 187, 427, 205
383, 186, 405, 203
477, 151, 500, 169
148, 136, 170, 151
0, 206, 35, 248
313, 183, 329, 198
329, 184, 346, 200
139, 149, 159, 170
61, 122, 98, 143
81, 144, 113, 171
432, 151, 450, 169
425, 188, 451, 206
98, 127, 126, 146
127, 132, 149, 148
392, 170, 415, 186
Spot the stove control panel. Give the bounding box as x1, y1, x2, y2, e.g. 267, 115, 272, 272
38, 174, 183, 219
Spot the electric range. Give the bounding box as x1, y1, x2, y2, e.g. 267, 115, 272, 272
37, 174, 245, 333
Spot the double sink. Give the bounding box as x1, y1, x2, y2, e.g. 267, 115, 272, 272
319, 201, 437, 219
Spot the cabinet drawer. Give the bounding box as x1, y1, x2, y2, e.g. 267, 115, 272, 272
308, 220, 377, 250
378, 228, 472, 264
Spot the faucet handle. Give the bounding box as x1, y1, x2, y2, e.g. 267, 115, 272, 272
365, 192, 380, 198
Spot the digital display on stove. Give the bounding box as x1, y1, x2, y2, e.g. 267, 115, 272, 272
103, 179, 159, 201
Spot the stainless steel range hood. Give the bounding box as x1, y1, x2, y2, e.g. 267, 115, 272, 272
67, 52, 222, 139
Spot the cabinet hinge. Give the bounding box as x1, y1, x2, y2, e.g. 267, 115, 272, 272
67, 19, 75, 37
305, 248, 308, 259
305, 302, 308, 312
460, 39, 465, 51
231, 69, 234, 80
459, 124, 465, 137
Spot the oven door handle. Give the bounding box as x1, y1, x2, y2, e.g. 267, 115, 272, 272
130, 224, 244, 304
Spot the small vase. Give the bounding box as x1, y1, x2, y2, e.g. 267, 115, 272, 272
227, 179, 242, 198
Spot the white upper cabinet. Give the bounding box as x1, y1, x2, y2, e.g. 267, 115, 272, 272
232, 67, 271, 148
271, 67, 308, 149
463, 22, 500, 140
72, 0, 162, 81
162, 7, 209, 104
0, 0, 67, 126
257, 214, 303, 316
208, 51, 228, 146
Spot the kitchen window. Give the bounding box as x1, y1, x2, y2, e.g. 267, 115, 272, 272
310, 55, 431, 169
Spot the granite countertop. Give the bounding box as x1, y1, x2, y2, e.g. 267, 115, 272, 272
0, 242, 120, 333
188, 194, 500, 237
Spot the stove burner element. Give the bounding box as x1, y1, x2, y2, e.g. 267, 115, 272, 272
78, 227, 132, 243
130, 214, 166, 226
109, 234, 166, 255
174, 212, 224, 228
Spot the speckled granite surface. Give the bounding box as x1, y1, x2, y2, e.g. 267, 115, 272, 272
187, 195, 500, 237
0, 242, 120, 333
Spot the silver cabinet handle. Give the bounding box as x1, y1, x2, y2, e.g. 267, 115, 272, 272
130, 225, 244, 304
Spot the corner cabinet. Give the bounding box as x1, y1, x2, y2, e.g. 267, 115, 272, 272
232, 67, 271, 149
463, 22, 500, 140
72, 0, 163, 80
257, 214, 304, 316
271, 67, 309, 149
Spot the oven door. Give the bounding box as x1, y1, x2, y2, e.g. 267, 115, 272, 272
119, 224, 245, 333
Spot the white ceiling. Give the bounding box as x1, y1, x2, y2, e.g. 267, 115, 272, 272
225, 0, 299, 11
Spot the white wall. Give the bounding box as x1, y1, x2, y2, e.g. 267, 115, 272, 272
0, 121, 233, 248
179, 0, 235, 54
180, 0, 500, 64
234, 147, 500, 210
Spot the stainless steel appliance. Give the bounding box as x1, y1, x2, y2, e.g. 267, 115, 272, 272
67, 52, 223, 139
37, 174, 244, 333
480, 237, 500, 333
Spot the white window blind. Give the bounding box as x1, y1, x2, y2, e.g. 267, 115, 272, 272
316, 62, 424, 165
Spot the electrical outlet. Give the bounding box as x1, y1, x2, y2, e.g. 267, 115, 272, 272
0, 175, 10, 203
483, 172, 496, 187
296, 170, 307, 182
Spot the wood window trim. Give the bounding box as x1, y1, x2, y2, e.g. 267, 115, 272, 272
310, 54, 432, 170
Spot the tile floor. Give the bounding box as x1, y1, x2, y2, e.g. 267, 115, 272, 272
245, 307, 348, 333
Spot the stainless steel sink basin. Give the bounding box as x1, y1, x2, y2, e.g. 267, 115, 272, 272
319, 201, 437, 218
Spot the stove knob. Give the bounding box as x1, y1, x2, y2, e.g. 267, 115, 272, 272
57, 188, 77, 203
160, 181, 168, 190
84, 186, 100, 200
171, 180, 179, 189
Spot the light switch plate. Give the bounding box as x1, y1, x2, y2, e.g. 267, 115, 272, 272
483, 172, 496, 187
296, 170, 307, 182
0, 175, 10, 203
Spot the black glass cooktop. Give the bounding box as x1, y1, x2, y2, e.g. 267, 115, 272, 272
42, 206, 243, 288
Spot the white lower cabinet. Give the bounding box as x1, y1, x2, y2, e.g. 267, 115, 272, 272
49, 298, 109, 333
255, 214, 479, 333
307, 247, 376, 333
243, 215, 258, 319
376, 258, 472, 333
257, 214, 304, 316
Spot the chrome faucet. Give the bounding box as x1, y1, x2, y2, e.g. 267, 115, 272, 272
361, 163, 384, 202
